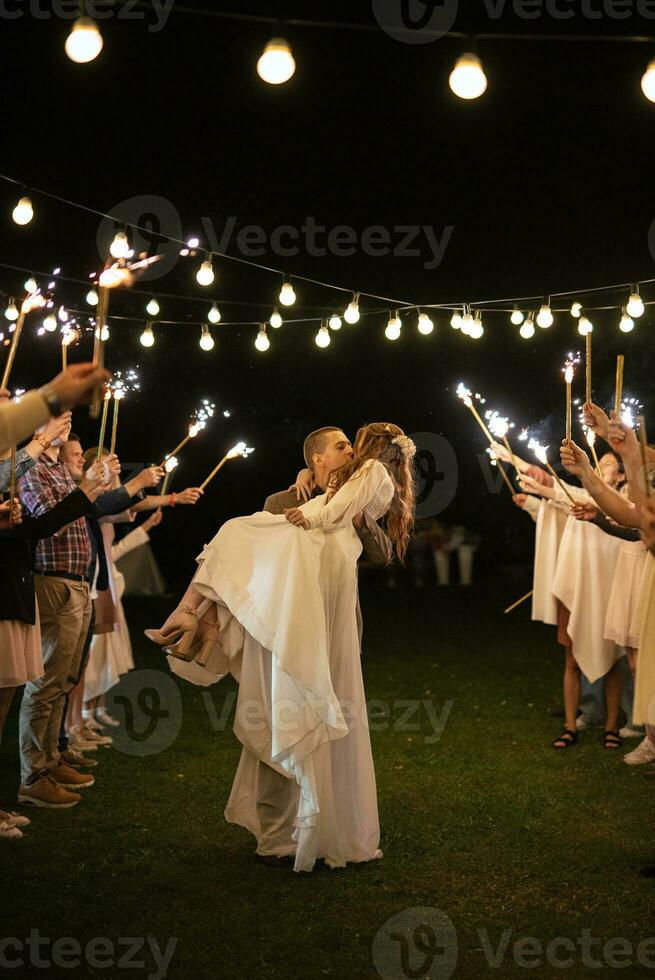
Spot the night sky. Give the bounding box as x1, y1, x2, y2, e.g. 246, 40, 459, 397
2, 1, 654, 582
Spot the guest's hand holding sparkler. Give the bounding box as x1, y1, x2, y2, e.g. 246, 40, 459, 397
0, 497, 22, 528
174, 487, 203, 505
41, 410, 72, 446
517, 473, 558, 501
582, 401, 610, 440
80, 463, 113, 502
143, 509, 164, 532
512, 493, 529, 509
571, 501, 599, 522
607, 414, 638, 457
46, 364, 111, 410
560, 439, 594, 479
490, 441, 530, 474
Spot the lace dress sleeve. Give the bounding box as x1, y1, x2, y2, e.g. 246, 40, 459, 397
305, 459, 393, 531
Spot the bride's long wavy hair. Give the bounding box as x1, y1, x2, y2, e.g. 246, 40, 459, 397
327, 422, 416, 563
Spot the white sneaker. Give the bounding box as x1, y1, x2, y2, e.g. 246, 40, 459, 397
619, 725, 644, 739
0, 810, 30, 829
624, 737, 655, 766
0, 820, 23, 840
95, 708, 120, 728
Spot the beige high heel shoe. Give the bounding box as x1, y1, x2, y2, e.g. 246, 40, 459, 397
144, 606, 197, 646
167, 623, 220, 665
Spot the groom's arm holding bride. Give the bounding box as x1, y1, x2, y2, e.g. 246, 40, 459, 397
263, 467, 392, 566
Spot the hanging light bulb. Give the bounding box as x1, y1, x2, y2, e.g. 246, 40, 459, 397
279, 279, 296, 307
199, 324, 215, 351
146, 297, 160, 317
109, 229, 129, 259
196, 257, 215, 287
520, 316, 535, 340
4, 298, 18, 322
470, 313, 484, 340
24, 277, 37, 294
95, 324, 109, 341
86, 287, 99, 306
315, 324, 331, 348
641, 59, 655, 102
257, 38, 296, 85
255, 325, 270, 352
12, 196, 33, 226
140, 322, 155, 348
510, 308, 524, 326
385, 312, 402, 341
620, 310, 635, 333
570, 301, 582, 318
626, 289, 645, 318
450, 310, 463, 330
344, 294, 360, 324
449, 52, 487, 100
578, 315, 593, 336
536, 303, 554, 329
65, 15, 103, 63
461, 311, 474, 336
269, 309, 283, 329
328, 314, 342, 331
417, 311, 434, 335
43, 311, 57, 332
207, 303, 221, 325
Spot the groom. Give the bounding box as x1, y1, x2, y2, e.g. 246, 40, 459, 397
251, 426, 391, 866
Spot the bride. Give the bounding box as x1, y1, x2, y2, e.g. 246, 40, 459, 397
146, 422, 416, 872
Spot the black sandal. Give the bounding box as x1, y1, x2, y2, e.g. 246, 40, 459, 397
552, 729, 578, 749
604, 730, 623, 749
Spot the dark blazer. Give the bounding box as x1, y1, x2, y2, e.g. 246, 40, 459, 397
0, 488, 94, 625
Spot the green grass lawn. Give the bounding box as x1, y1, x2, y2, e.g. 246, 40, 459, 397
2, 580, 654, 980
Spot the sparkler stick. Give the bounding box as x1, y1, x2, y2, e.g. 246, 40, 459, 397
586, 430, 602, 477
160, 401, 216, 466
504, 590, 533, 614
90, 285, 110, 418
109, 390, 124, 455
61, 337, 67, 371
530, 439, 575, 505
456, 385, 515, 495
638, 414, 651, 499
161, 456, 178, 496
502, 435, 520, 473
585, 332, 592, 405
200, 442, 254, 491
614, 355, 625, 417
8, 445, 17, 528
96, 390, 111, 461
1, 292, 46, 389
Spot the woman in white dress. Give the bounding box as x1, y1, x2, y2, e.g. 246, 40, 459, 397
146, 423, 416, 872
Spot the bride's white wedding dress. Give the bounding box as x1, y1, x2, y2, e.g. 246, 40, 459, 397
167, 458, 394, 872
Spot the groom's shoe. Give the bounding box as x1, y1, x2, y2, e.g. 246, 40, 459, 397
255, 853, 295, 868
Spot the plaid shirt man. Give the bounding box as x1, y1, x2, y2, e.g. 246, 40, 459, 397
18, 454, 92, 578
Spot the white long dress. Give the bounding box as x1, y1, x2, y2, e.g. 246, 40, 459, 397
168, 458, 394, 873
532, 499, 569, 626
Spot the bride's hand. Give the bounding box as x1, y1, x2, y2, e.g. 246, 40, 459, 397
284, 507, 309, 530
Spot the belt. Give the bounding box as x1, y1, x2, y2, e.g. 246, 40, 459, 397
38, 570, 87, 584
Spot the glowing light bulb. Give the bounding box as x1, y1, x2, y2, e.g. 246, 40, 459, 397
279, 280, 296, 307
257, 38, 296, 85
449, 52, 487, 100
418, 312, 434, 335
196, 258, 215, 286
255, 326, 270, 352
536, 304, 553, 329
620, 311, 635, 333
627, 290, 644, 318
520, 318, 535, 340
570, 301, 582, 318
12, 196, 33, 225
140, 323, 155, 347
328, 315, 342, 331
4, 299, 18, 321
461, 312, 474, 336
344, 296, 360, 324
199, 324, 215, 351
86, 288, 99, 306
385, 312, 402, 341
450, 311, 463, 330
470, 315, 484, 340
146, 297, 160, 317
207, 303, 221, 324
109, 230, 129, 259
65, 16, 103, 63
510, 308, 524, 326
315, 325, 331, 348
578, 315, 593, 336
24, 277, 37, 294
269, 309, 283, 329
43, 312, 57, 332
641, 59, 655, 102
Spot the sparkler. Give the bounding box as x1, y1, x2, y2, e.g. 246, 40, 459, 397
161, 455, 179, 496
161, 399, 216, 465
8, 445, 16, 528
1, 291, 46, 389
200, 442, 255, 491
585, 429, 602, 477
529, 438, 575, 504
109, 368, 139, 456
456, 384, 515, 494
486, 410, 519, 473
562, 352, 580, 445
96, 389, 112, 462
585, 332, 592, 405
614, 355, 625, 417
504, 590, 534, 614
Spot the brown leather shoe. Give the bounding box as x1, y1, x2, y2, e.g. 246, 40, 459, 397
61, 748, 98, 769
50, 762, 95, 790
17, 776, 81, 809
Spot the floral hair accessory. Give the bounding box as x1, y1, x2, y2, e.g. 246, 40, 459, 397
391, 434, 416, 460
